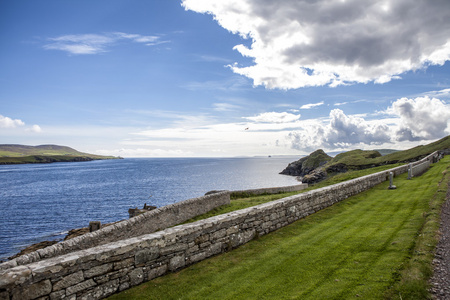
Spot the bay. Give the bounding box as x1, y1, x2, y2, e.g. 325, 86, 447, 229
0, 156, 299, 260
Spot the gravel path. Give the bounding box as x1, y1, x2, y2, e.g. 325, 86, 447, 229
430, 179, 450, 299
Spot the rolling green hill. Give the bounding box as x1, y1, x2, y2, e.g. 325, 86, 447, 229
327, 135, 450, 170
0, 144, 120, 164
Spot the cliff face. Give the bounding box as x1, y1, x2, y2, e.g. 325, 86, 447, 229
279, 149, 332, 177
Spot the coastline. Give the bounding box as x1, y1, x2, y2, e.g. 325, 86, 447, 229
0, 155, 122, 165
3, 221, 119, 262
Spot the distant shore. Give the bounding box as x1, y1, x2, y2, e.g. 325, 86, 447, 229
0, 144, 122, 165
0, 155, 122, 165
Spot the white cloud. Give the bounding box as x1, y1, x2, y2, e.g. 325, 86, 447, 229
183, 0, 450, 89
288, 109, 392, 151
388, 96, 450, 141
300, 101, 324, 109
0, 115, 42, 135
244, 112, 301, 123
422, 88, 450, 100
213, 102, 241, 111
27, 125, 42, 133
0, 115, 25, 128
95, 148, 192, 158
127, 121, 293, 157
44, 32, 167, 55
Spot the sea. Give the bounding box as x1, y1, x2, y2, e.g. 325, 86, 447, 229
0, 156, 300, 261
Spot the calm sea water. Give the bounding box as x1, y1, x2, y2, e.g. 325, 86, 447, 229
0, 157, 299, 260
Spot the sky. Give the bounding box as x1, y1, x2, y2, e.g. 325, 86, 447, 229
1, 0, 450, 158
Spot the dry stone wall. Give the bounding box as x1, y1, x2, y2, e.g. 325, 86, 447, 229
411, 159, 431, 177
0, 152, 441, 300
0, 191, 231, 271
0, 184, 307, 271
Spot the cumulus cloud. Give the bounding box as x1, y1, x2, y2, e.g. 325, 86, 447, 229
300, 101, 324, 109
27, 125, 42, 133
0, 115, 25, 128
182, 0, 450, 89
0, 115, 42, 134
245, 112, 301, 123
44, 32, 167, 55
388, 96, 450, 141
288, 109, 391, 151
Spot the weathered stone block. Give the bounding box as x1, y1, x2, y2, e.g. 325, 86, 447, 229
11, 279, 52, 300
49, 289, 65, 300
194, 234, 209, 245
226, 226, 239, 235
129, 268, 144, 286
110, 268, 131, 281
208, 243, 222, 256
160, 243, 187, 256
0, 266, 32, 287
186, 244, 199, 254
169, 255, 185, 271
79, 279, 119, 300
147, 264, 167, 281
135, 248, 159, 266
118, 282, 129, 292
84, 263, 113, 279
199, 240, 212, 249
113, 257, 134, 270
65, 279, 96, 296
189, 252, 206, 263
52, 271, 84, 291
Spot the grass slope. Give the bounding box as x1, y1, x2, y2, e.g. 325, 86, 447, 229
327, 135, 450, 170
0, 144, 118, 164
108, 156, 449, 300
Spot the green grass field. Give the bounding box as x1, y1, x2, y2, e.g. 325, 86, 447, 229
108, 156, 449, 300
0, 144, 118, 164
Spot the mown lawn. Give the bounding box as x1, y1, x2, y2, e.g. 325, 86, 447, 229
108, 156, 449, 300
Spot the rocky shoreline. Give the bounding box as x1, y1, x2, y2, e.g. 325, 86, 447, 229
3, 222, 118, 262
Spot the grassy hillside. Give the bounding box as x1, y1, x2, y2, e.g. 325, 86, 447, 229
327, 135, 450, 171
0, 144, 119, 164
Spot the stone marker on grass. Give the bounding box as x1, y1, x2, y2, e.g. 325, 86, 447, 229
388, 172, 397, 190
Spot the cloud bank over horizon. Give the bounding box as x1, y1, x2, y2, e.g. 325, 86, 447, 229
183, 0, 450, 89
89, 95, 449, 157
288, 96, 450, 152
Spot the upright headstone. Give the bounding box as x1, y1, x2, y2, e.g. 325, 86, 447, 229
388, 172, 397, 190
407, 163, 412, 180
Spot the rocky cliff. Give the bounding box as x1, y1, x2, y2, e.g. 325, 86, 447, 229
280, 149, 331, 177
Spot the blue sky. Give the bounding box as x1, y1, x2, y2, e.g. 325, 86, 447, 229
1, 0, 450, 157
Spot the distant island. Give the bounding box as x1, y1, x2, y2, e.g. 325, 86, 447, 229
0, 144, 122, 165
281, 134, 450, 184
